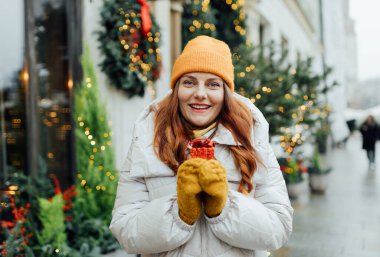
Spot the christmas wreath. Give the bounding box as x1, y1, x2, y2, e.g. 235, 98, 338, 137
98, 0, 161, 97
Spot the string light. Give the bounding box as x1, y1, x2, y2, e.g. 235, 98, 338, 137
22, 71, 29, 83
118, 9, 160, 98
76, 77, 117, 193
68, 79, 73, 90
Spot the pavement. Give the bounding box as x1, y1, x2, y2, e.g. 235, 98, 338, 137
273, 132, 380, 257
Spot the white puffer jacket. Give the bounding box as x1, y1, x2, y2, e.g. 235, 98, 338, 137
110, 93, 293, 257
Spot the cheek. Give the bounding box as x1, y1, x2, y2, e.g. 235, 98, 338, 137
178, 88, 190, 112
210, 92, 224, 110
178, 86, 192, 101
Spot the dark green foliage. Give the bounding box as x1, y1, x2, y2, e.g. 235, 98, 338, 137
1, 222, 35, 257
1, 161, 118, 255
182, 0, 218, 46
98, 0, 161, 97
210, 0, 247, 49
66, 214, 119, 254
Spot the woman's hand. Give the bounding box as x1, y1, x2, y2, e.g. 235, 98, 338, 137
199, 160, 229, 218
177, 158, 206, 225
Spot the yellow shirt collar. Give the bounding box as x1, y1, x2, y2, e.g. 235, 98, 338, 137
192, 122, 217, 139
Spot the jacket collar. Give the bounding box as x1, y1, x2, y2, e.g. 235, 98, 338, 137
202, 124, 242, 146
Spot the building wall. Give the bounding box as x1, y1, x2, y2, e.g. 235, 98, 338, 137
322, 0, 353, 141
247, 0, 323, 71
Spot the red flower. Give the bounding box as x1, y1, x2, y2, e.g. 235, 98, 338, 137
63, 185, 77, 202
2, 195, 33, 255
51, 175, 62, 194
63, 203, 73, 211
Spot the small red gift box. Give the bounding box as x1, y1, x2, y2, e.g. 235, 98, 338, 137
189, 138, 215, 160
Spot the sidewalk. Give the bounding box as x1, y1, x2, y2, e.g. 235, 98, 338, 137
274, 132, 380, 257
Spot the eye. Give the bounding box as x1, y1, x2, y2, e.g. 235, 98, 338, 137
182, 80, 194, 86
208, 82, 221, 89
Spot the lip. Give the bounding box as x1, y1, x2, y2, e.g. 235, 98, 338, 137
189, 103, 211, 113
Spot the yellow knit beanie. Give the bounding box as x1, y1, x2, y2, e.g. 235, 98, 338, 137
170, 36, 235, 91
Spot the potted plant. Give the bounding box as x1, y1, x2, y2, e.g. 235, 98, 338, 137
314, 121, 330, 154
308, 150, 332, 193
278, 157, 309, 199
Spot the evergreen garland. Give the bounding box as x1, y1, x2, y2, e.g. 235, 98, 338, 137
98, 0, 162, 97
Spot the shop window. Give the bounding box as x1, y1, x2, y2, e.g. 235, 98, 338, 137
33, 0, 72, 187
0, 0, 81, 190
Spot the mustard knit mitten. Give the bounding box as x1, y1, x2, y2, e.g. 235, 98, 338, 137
199, 160, 229, 218
177, 158, 206, 225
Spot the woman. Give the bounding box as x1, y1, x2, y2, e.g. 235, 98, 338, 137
360, 115, 379, 168
110, 36, 293, 257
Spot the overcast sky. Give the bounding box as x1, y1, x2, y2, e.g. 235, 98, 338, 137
349, 0, 380, 81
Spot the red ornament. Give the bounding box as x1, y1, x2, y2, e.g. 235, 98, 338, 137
189, 138, 215, 160
138, 0, 152, 37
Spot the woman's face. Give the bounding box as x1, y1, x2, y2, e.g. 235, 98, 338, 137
178, 72, 224, 128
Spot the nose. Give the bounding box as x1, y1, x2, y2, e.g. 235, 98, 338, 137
194, 84, 207, 99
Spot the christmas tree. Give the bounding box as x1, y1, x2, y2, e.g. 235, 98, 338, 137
182, 0, 218, 46
211, 0, 247, 49
71, 45, 120, 254
74, 45, 118, 224
237, 43, 303, 136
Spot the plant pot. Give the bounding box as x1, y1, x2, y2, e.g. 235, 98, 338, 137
286, 180, 309, 199
309, 173, 329, 194
317, 138, 327, 154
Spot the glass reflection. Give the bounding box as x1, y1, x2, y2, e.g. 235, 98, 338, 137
33, 0, 71, 187
0, 1, 26, 185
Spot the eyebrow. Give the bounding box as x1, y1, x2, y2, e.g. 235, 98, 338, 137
182, 75, 222, 81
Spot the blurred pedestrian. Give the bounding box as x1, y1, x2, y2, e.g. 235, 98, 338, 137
109, 36, 293, 257
360, 115, 379, 168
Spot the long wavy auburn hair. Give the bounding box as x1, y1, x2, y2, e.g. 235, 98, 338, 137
152, 83, 259, 194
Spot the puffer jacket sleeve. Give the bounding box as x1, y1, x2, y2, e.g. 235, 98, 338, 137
109, 114, 196, 254
205, 94, 293, 251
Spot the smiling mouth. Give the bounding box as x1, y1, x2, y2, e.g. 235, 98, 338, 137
189, 104, 211, 110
